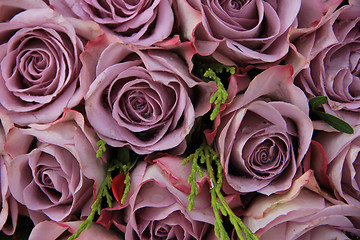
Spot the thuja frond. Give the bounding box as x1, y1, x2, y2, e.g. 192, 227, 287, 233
96, 139, 107, 158
184, 142, 259, 240
204, 68, 229, 121
204, 145, 259, 240
68, 143, 137, 240
192, 57, 234, 121
121, 171, 131, 204
67, 170, 112, 240
182, 146, 206, 211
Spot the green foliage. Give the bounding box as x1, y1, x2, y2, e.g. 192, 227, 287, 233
68, 142, 136, 240
309, 96, 354, 134
67, 170, 112, 240
182, 145, 206, 211
183, 142, 259, 240
204, 68, 229, 120
309, 96, 328, 109
96, 139, 107, 158
312, 110, 354, 134
192, 57, 235, 120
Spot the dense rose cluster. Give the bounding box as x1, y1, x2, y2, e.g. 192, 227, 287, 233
0, 0, 359, 239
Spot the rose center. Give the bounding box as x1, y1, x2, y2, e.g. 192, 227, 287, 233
130, 96, 146, 110
221, 0, 246, 10
155, 225, 169, 237
41, 170, 54, 187
254, 139, 279, 165
127, 90, 151, 119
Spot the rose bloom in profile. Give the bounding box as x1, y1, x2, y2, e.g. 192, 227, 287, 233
243, 170, 360, 240
215, 65, 313, 195
290, 3, 360, 126
49, 0, 175, 46
28, 220, 122, 240
98, 156, 216, 240
314, 124, 360, 207
82, 34, 215, 155
4, 110, 106, 224
0, 0, 102, 126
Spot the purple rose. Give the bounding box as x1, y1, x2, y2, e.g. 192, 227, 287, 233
0, 3, 102, 126
82, 34, 215, 154
98, 156, 215, 240
243, 171, 360, 239
314, 125, 360, 207
290, 3, 360, 126
29, 220, 123, 240
49, 0, 174, 46
193, 0, 302, 66
5, 110, 106, 223
215, 65, 313, 195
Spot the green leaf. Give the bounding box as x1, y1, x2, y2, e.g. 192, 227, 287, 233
309, 96, 328, 109
312, 110, 354, 134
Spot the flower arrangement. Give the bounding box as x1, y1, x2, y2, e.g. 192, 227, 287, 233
0, 0, 359, 239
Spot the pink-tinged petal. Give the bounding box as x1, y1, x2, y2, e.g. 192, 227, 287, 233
226, 65, 309, 115
244, 170, 315, 220
303, 140, 331, 188
244, 170, 360, 239
154, 156, 209, 195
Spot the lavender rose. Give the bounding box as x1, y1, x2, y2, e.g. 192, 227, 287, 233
49, 0, 174, 46
0, 3, 102, 126
5, 110, 106, 223
193, 0, 302, 66
215, 65, 313, 195
291, 3, 360, 126
83, 34, 215, 154
243, 171, 360, 240
29, 220, 122, 240
98, 156, 215, 239
314, 125, 360, 207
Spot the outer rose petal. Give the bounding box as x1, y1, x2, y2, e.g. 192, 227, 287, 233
28, 221, 123, 240
243, 171, 360, 239
314, 125, 360, 206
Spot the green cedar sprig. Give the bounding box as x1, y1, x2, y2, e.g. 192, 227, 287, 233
309, 96, 354, 134
183, 142, 259, 240
204, 68, 229, 120
96, 139, 107, 158
182, 145, 205, 211
68, 142, 135, 240
67, 166, 113, 240
192, 57, 235, 120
